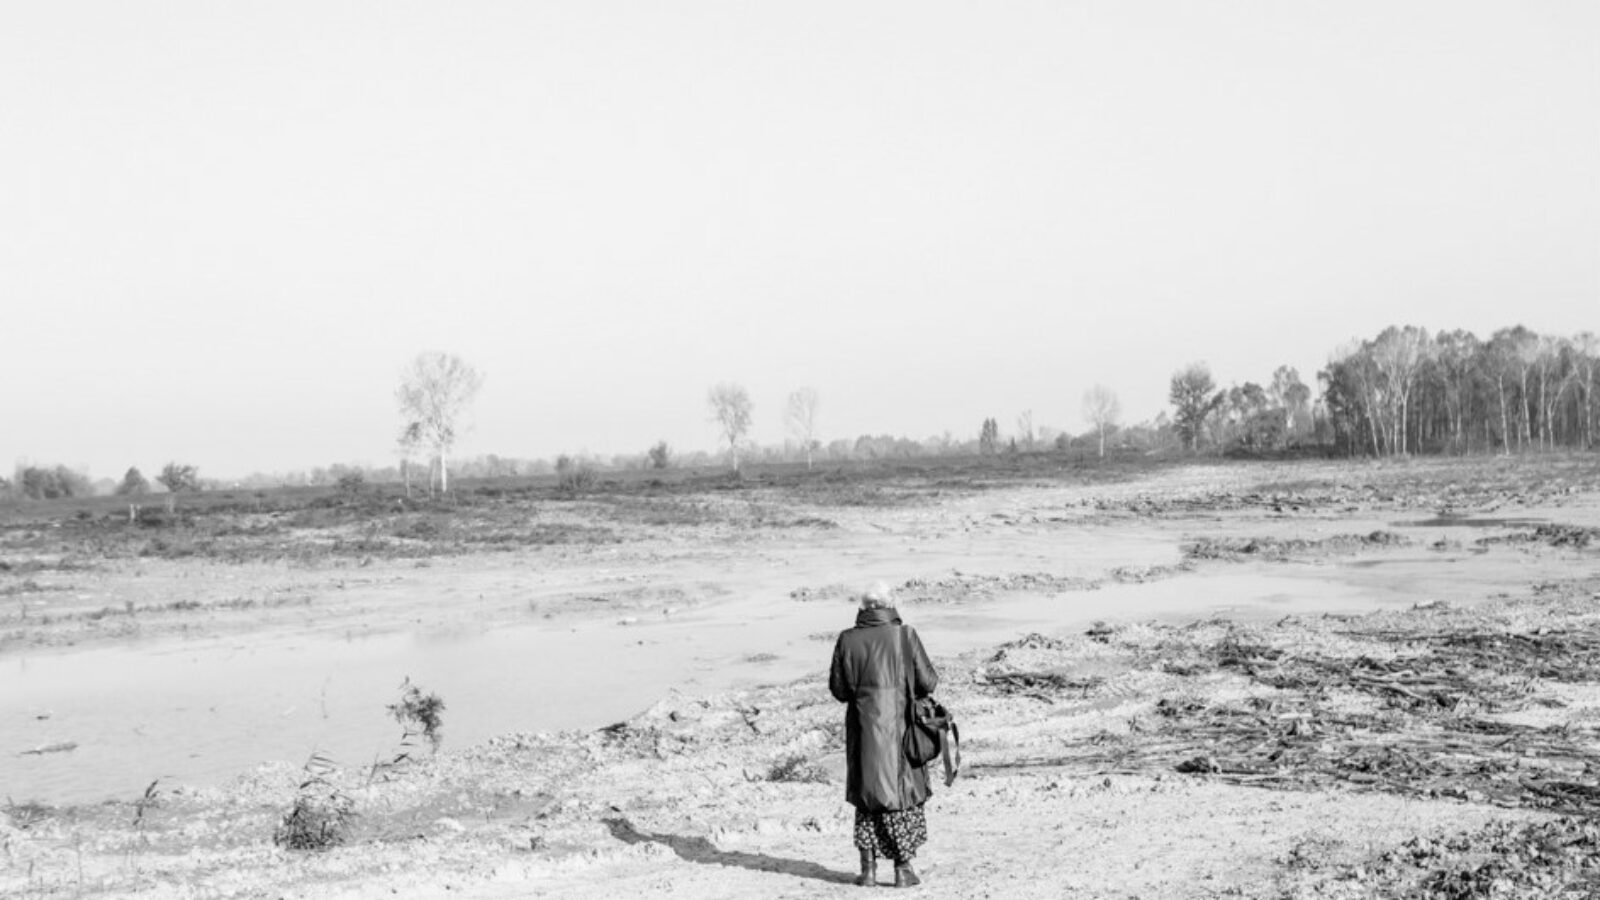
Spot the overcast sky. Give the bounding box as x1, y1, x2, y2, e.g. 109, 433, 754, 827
3, 1, 1596, 479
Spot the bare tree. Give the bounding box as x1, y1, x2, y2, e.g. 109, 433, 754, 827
1015, 410, 1036, 451
1082, 385, 1121, 458
396, 421, 423, 498
784, 387, 821, 469
396, 353, 483, 494
978, 418, 1000, 455
1575, 332, 1599, 448
1369, 325, 1431, 456
707, 383, 753, 472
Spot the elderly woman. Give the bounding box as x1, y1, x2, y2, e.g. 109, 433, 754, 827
829, 582, 939, 888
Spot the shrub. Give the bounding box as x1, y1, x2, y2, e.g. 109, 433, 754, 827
555, 455, 597, 492
766, 753, 830, 784
273, 753, 355, 851
336, 471, 366, 497
647, 441, 672, 469
387, 677, 445, 753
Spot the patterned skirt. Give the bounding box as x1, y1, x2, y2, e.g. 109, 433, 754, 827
853, 804, 928, 861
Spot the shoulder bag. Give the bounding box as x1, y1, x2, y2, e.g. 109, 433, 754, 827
900, 626, 961, 785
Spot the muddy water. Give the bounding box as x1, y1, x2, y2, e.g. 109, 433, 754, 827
7, 541, 1559, 808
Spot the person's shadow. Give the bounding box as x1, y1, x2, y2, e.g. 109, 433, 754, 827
602, 816, 856, 885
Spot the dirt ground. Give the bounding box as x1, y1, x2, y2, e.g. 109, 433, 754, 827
4, 455, 1600, 899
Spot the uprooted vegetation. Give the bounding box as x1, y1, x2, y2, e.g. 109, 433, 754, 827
386, 677, 447, 756
1475, 523, 1600, 551
1184, 530, 1410, 562
979, 599, 1600, 815
954, 583, 1600, 897
1281, 817, 1600, 898
790, 567, 1190, 605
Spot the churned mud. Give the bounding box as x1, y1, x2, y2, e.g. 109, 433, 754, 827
3, 455, 1600, 898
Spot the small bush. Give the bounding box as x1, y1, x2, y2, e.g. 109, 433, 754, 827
555, 455, 597, 492
766, 753, 830, 784
387, 677, 445, 753
336, 472, 366, 497
647, 441, 672, 469
273, 753, 355, 851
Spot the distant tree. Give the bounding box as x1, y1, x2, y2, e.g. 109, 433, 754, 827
1082, 386, 1122, 458
336, 471, 366, 496
1268, 366, 1312, 442
978, 418, 1000, 455
707, 383, 753, 472
1534, 334, 1574, 451
555, 455, 596, 492
116, 467, 151, 496
1429, 330, 1483, 454
396, 421, 424, 498
157, 462, 201, 493
1216, 382, 1279, 451
1489, 326, 1541, 453
1574, 332, 1599, 449
395, 352, 484, 494
647, 441, 672, 469
17, 465, 91, 500
1368, 325, 1431, 456
784, 388, 821, 469
1015, 410, 1036, 451
1169, 363, 1221, 452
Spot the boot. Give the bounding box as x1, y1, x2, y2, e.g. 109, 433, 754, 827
855, 848, 877, 887
893, 861, 921, 888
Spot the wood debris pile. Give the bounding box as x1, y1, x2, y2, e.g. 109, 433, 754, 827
1476, 524, 1600, 550
1287, 817, 1600, 899
1183, 530, 1408, 562
982, 618, 1600, 816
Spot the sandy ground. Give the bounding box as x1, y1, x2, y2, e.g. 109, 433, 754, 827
4, 457, 1600, 898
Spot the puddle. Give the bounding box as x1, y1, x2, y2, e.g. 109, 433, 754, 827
1399, 517, 1546, 528
1347, 556, 1465, 569
0, 552, 1569, 806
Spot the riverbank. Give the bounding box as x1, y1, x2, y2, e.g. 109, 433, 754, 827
4, 455, 1600, 897
6, 574, 1600, 898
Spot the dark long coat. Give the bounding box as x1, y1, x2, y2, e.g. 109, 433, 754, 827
829, 606, 939, 812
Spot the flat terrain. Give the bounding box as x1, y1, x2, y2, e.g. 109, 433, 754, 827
4, 454, 1600, 899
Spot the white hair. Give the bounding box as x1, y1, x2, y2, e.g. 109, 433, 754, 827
858, 580, 894, 610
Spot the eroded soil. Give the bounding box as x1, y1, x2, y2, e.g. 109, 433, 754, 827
4, 455, 1600, 899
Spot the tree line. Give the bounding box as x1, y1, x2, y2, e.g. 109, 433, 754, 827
1170, 325, 1598, 456
9, 326, 1590, 502
1, 462, 201, 501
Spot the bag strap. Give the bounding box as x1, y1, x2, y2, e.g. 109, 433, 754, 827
903, 624, 961, 785
941, 719, 961, 786
900, 624, 917, 725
